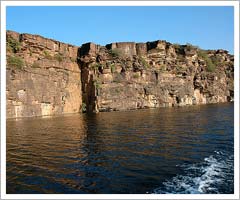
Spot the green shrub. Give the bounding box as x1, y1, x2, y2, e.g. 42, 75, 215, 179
7, 45, 12, 53
7, 37, 21, 53
109, 48, 124, 57
139, 57, 149, 68
54, 53, 64, 62
81, 102, 86, 112
110, 64, 116, 73
206, 59, 215, 72
198, 50, 216, 72
43, 50, 52, 59
93, 79, 102, 89
198, 50, 210, 59
211, 56, 221, 66
91, 63, 102, 70
7, 56, 24, 69
133, 73, 140, 79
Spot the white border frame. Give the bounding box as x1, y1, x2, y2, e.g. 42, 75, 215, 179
1, 1, 239, 199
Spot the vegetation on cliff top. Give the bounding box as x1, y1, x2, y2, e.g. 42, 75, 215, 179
6, 31, 228, 75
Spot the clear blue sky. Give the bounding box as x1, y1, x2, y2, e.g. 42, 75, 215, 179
6, 6, 234, 54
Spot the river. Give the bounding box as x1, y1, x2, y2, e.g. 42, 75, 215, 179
6, 103, 234, 194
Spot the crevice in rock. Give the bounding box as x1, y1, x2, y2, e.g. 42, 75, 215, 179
155, 71, 159, 83
77, 47, 97, 113
176, 96, 180, 104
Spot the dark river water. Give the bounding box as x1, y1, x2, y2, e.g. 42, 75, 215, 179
7, 103, 234, 194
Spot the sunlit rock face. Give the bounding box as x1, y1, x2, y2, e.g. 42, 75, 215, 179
6, 31, 82, 118
78, 40, 234, 113
6, 31, 234, 118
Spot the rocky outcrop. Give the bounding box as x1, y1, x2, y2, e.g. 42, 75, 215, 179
6, 31, 234, 118
78, 41, 234, 113
6, 31, 82, 118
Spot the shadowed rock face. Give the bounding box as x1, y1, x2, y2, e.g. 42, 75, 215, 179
6, 30, 234, 118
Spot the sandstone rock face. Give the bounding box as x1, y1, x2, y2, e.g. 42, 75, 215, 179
6, 31, 82, 118
6, 31, 234, 118
78, 41, 234, 113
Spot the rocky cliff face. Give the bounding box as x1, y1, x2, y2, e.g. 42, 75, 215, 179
6, 31, 82, 118
6, 31, 234, 118
79, 41, 234, 113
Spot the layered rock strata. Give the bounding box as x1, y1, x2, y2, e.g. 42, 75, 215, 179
6, 31, 234, 118
79, 41, 234, 113
6, 31, 81, 118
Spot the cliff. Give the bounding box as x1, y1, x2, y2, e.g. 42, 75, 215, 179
6, 31, 234, 118
6, 31, 81, 118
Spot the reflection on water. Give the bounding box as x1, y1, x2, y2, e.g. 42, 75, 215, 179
7, 103, 234, 194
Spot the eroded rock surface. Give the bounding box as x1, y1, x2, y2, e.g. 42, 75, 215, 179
6, 31, 82, 118
78, 41, 234, 113
6, 31, 234, 118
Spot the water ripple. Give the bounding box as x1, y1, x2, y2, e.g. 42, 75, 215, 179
7, 103, 234, 194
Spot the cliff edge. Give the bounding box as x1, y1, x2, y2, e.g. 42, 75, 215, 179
6, 31, 234, 118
